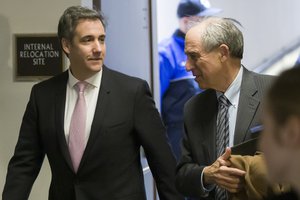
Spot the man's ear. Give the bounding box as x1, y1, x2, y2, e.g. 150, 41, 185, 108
218, 44, 230, 62
61, 38, 71, 55
282, 116, 300, 148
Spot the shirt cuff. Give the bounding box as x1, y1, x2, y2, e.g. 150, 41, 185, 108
200, 170, 215, 196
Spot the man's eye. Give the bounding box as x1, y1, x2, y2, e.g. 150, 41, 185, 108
99, 37, 105, 43
189, 54, 197, 60
82, 37, 92, 42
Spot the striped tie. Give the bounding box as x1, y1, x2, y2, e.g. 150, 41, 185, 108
215, 94, 231, 200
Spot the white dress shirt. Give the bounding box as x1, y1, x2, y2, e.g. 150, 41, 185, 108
201, 67, 243, 195
64, 69, 102, 146
216, 66, 243, 147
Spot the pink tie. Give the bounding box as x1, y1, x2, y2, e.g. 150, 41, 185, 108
68, 81, 87, 173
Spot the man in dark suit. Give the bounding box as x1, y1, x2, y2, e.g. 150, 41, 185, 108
175, 17, 274, 199
2, 6, 183, 200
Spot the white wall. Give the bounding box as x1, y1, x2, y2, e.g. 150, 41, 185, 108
0, 0, 90, 199
156, 0, 300, 70
102, 0, 152, 83
156, 0, 180, 43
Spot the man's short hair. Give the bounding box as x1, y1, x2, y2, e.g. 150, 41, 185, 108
197, 17, 244, 59
57, 6, 106, 43
266, 66, 300, 125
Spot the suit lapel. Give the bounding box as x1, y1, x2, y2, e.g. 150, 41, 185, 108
203, 105, 218, 162
198, 90, 218, 162
54, 71, 74, 170
234, 69, 260, 145
78, 66, 111, 170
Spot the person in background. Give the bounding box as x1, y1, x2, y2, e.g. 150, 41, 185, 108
260, 66, 300, 200
2, 6, 183, 200
158, 0, 221, 160
175, 17, 274, 199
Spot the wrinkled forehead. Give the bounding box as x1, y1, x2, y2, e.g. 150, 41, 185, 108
185, 26, 203, 47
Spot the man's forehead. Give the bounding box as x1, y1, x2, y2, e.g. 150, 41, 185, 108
185, 30, 202, 47
74, 19, 105, 34
185, 41, 201, 54
75, 18, 104, 29
186, 24, 203, 38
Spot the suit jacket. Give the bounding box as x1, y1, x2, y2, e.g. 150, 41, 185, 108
3, 66, 183, 200
175, 67, 274, 199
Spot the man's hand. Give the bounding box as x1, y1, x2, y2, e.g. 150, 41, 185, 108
203, 148, 246, 193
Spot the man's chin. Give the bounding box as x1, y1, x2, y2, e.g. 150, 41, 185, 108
195, 79, 207, 89
89, 62, 103, 71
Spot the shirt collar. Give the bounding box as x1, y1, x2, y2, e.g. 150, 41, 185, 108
216, 67, 243, 108
68, 69, 102, 89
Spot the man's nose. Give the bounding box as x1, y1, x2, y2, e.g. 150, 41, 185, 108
92, 41, 102, 53
185, 59, 193, 71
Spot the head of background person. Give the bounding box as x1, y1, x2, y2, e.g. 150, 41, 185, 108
57, 6, 106, 80
260, 66, 300, 188
184, 17, 243, 92
177, 0, 221, 34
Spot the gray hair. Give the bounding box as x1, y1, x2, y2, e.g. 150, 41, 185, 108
194, 17, 244, 59
57, 6, 106, 43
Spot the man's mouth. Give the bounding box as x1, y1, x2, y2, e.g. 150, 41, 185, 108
89, 57, 102, 60
88, 57, 102, 61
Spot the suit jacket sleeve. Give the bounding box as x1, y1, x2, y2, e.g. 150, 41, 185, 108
175, 130, 208, 198
133, 80, 183, 200
175, 89, 218, 199
2, 85, 45, 200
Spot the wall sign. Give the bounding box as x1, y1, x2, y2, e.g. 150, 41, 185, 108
14, 34, 64, 81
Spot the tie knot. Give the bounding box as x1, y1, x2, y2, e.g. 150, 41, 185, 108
218, 94, 231, 107
75, 81, 87, 93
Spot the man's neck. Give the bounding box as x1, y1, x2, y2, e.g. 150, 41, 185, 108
217, 65, 241, 93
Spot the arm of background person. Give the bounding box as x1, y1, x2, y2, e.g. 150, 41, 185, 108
159, 50, 175, 99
